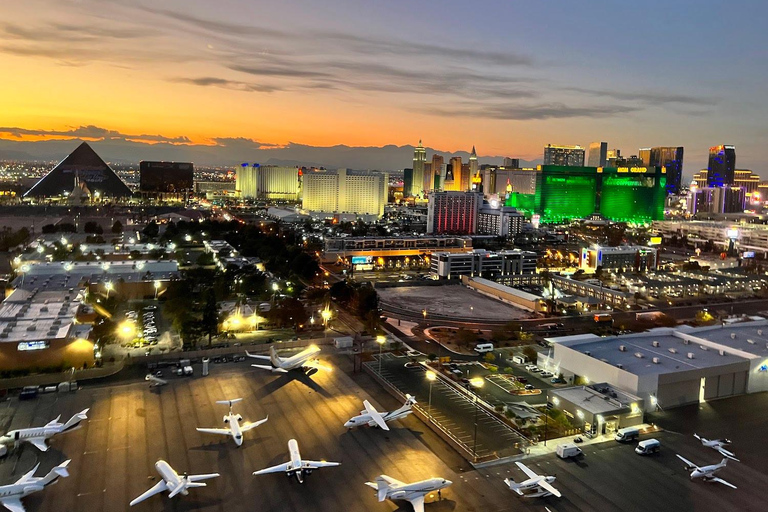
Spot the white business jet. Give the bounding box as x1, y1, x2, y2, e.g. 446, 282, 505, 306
253, 439, 340, 483
676, 454, 737, 489
196, 398, 268, 447
344, 395, 417, 430
0, 459, 70, 512
693, 434, 739, 461
145, 374, 167, 387
246, 345, 329, 376
130, 460, 220, 506
0, 409, 89, 452
504, 461, 562, 498
365, 474, 452, 512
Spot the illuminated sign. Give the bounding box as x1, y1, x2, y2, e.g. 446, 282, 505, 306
743, 251, 755, 258
18, 341, 49, 351
649, 236, 662, 245
351, 256, 373, 265
726, 228, 739, 239
758, 364, 767, 373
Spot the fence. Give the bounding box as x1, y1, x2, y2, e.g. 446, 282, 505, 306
0, 360, 125, 391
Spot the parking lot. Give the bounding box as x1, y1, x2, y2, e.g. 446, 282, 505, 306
378, 286, 533, 321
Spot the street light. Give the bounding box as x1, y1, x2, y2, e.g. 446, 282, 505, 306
376, 335, 386, 374
154, 280, 161, 299
105, 281, 113, 299
118, 320, 135, 340
422, 309, 427, 322
426, 371, 436, 421
272, 282, 279, 304
468, 377, 484, 461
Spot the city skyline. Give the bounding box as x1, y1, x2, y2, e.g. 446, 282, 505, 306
1, 1, 767, 173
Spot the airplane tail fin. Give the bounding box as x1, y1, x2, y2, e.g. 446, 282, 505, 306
720, 458, 728, 467
61, 409, 89, 432
270, 345, 283, 366
40, 460, 71, 486
693, 433, 701, 441
374, 476, 391, 502
503, 478, 524, 496
404, 394, 417, 406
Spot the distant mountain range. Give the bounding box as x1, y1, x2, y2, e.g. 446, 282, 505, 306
0, 137, 540, 171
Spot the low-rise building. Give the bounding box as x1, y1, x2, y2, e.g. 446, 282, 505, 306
477, 204, 525, 238
430, 249, 536, 280
580, 245, 658, 272
322, 235, 472, 263
548, 384, 644, 436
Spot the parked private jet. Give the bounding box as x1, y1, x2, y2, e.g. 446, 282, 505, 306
0, 409, 89, 452
344, 395, 417, 430
365, 474, 452, 512
252, 439, 339, 483
676, 454, 737, 489
145, 374, 167, 387
694, 434, 739, 461
129, 460, 220, 506
196, 398, 268, 447
504, 462, 562, 498
0, 459, 70, 512
246, 345, 329, 375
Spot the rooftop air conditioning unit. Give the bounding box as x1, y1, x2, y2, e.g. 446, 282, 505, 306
719, 350, 726, 356
758, 330, 763, 336
652, 341, 660, 347
26, 325, 35, 332
619, 345, 627, 352
652, 357, 660, 364
668, 348, 678, 354
700, 345, 708, 351
584, 351, 591, 356
634, 352, 644, 358
747, 338, 756, 344
687, 352, 694, 359
731, 333, 736, 339
616, 363, 624, 369
683, 339, 690, 345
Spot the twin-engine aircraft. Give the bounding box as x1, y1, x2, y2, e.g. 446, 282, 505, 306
0, 409, 89, 452
0, 460, 70, 512
246, 345, 329, 376
694, 434, 739, 461
196, 398, 268, 447
344, 395, 416, 430
252, 439, 340, 483
365, 475, 452, 512
130, 460, 220, 506
676, 454, 737, 489
504, 461, 562, 498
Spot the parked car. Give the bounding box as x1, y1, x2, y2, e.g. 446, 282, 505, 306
540, 371, 553, 378
551, 377, 566, 384
517, 377, 528, 383
524, 384, 535, 390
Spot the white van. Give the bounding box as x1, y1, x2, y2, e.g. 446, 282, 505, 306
615, 426, 640, 442
556, 443, 583, 459
635, 438, 660, 455
511, 355, 527, 365
474, 343, 494, 354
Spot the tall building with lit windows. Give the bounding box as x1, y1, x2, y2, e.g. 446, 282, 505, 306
411, 140, 427, 197
236, 164, 302, 200
303, 168, 388, 217
648, 146, 684, 195
588, 142, 608, 167
707, 145, 736, 187
427, 191, 482, 234
543, 144, 585, 167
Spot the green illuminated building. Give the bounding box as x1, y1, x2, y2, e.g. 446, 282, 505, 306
505, 165, 666, 224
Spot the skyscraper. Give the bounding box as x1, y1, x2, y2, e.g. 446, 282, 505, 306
303, 168, 388, 217
707, 145, 736, 187
469, 146, 478, 176
448, 156, 463, 191
639, 148, 651, 166
426, 191, 482, 234
543, 144, 585, 167
411, 140, 427, 197
502, 157, 520, 168
648, 147, 684, 195
587, 142, 608, 167
428, 154, 444, 192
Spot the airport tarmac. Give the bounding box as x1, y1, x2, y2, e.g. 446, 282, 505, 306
0, 351, 766, 512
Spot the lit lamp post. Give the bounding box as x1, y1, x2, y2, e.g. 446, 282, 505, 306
154, 280, 161, 299
422, 309, 427, 323
105, 281, 113, 299
468, 377, 484, 461
426, 370, 436, 421
118, 320, 136, 340
271, 283, 279, 304
321, 308, 331, 340
376, 335, 386, 374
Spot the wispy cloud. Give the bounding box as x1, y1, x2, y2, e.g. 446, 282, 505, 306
564, 87, 716, 107
422, 102, 640, 121
0, 125, 192, 144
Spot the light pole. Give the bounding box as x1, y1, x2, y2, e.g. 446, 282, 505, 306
468, 377, 484, 461
376, 335, 386, 374
154, 280, 161, 299
271, 283, 279, 304
422, 309, 427, 323
105, 281, 113, 299
321, 307, 331, 340
426, 371, 436, 421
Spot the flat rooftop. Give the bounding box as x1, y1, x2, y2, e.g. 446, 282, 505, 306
550, 383, 641, 415
0, 288, 82, 343
680, 320, 768, 358
14, 260, 180, 290
553, 330, 750, 376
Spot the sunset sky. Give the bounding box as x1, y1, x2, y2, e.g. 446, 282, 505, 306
2, 0, 767, 172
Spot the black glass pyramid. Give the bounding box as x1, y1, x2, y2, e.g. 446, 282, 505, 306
24, 142, 132, 198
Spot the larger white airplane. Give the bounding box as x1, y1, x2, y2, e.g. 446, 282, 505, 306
130, 460, 220, 506
676, 454, 737, 489
253, 439, 340, 483
196, 398, 268, 447
504, 462, 562, 498
0, 409, 89, 452
344, 395, 417, 431
246, 345, 329, 376
694, 434, 739, 461
145, 374, 167, 387
365, 474, 452, 512
0, 459, 70, 512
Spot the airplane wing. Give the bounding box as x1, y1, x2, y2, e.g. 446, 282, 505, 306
302, 460, 340, 469
676, 454, 699, 470
407, 495, 425, 512
253, 462, 291, 476
379, 474, 405, 487
710, 477, 737, 489
241, 416, 268, 432
129, 480, 168, 506
186, 473, 220, 483
717, 447, 739, 461
15, 464, 40, 485
537, 480, 562, 498
515, 461, 540, 480
251, 364, 288, 373
245, 351, 271, 360
27, 438, 49, 452
302, 359, 331, 372
363, 401, 390, 430
0, 497, 25, 512
196, 427, 232, 436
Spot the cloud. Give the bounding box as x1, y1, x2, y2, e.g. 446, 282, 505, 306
0, 125, 192, 144
565, 87, 715, 107
422, 102, 640, 121
171, 77, 285, 93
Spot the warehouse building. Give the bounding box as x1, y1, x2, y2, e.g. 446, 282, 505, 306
547, 320, 768, 412
548, 383, 644, 436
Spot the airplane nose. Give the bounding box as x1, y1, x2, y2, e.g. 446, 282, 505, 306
343, 421, 352, 427
444, 479, 453, 486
